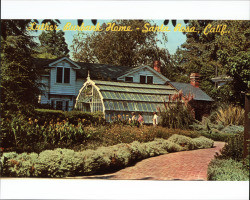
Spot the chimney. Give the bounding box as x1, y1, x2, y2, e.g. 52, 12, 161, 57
190, 73, 200, 88
153, 60, 161, 73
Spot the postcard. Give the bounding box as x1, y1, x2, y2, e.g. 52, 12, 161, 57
1, 1, 249, 200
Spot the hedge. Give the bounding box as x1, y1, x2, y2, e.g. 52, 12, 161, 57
32, 109, 105, 125
207, 159, 249, 181
0, 135, 214, 178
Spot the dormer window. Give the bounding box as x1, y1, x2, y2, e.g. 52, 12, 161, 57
56, 67, 63, 83
125, 77, 133, 82
64, 68, 70, 83
147, 76, 153, 84
140, 75, 146, 84
140, 75, 153, 84
56, 67, 70, 83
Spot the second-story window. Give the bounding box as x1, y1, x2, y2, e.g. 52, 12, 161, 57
64, 68, 70, 83
140, 75, 153, 84
125, 77, 133, 82
56, 67, 70, 83
140, 75, 146, 84
56, 67, 63, 83
147, 76, 153, 84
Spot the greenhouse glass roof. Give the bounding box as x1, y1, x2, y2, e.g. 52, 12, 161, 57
92, 80, 178, 113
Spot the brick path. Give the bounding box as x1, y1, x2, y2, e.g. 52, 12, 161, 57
76, 141, 225, 181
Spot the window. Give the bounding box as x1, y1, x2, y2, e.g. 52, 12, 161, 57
147, 76, 153, 84
56, 101, 62, 110
125, 77, 133, 82
56, 67, 63, 83
64, 68, 70, 83
140, 75, 153, 84
65, 101, 69, 111
56, 67, 70, 83
140, 75, 146, 84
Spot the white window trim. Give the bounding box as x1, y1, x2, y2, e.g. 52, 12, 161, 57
56, 67, 71, 84
140, 75, 154, 84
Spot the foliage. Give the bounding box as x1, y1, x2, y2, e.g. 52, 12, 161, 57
177, 20, 250, 105
1, 35, 41, 116
1, 19, 38, 39
191, 115, 243, 142
1, 116, 88, 152
1, 19, 62, 116
1, 114, 202, 153
167, 134, 195, 150
159, 91, 195, 129
207, 158, 249, 181
71, 20, 170, 68
221, 125, 244, 134
215, 105, 245, 126
199, 131, 234, 142
192, 136, 214, 149
167, 47, 190, 82
215, 132, 244, 161
37, 30, 69, 58
168, 134, 214, 150
81, 124, 201, 150
33, 109, 105, 126
1, 135, 214, 177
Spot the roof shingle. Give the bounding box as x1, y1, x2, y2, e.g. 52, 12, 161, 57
169, 82, 214, 102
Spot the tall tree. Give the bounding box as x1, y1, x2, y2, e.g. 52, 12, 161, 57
1, 20, 42, 115
178, 20, 249, 105
71, 20, 169, 68
38, 30, 69, 58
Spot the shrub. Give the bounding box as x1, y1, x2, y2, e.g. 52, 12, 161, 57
192, 121, 237, 142
0, 152, 38, 177
215, 105, 245, 126
168, 134, 214, 150
159, 91, 195, 129
0, 116, 89, 152
1, 117, 201, 153
207, 159, 249, 181
1, 136, 214, 177
192, 136, 214, 149
93, 124, 200, 145
168, 134, 195, 150
215, 132, 244, 161
221, 125, 244, 134
33, 109, 105, 126
199, 131, 234, 142
34, 149, 85, 177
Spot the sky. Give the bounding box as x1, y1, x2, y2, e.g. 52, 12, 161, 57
32, 19, 187, 58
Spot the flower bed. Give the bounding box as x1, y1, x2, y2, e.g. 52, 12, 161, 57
1, 116, 201, 153
0, 135, 214, 178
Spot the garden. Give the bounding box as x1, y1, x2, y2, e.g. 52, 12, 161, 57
0, 99, 248, 180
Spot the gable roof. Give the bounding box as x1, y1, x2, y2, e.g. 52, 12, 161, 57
34, 57, 171, 82
49, 57, 81, 69
117, 65, 170, 82
75, 62, 131, 80
33, 57, 131, 80
169, 82, 214, 102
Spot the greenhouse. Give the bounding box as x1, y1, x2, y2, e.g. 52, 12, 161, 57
75, 78, 178, 123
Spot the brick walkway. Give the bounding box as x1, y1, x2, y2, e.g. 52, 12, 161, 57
76, 142, 225, 181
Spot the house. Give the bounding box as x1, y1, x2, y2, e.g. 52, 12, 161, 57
169, 73, 214, 120
37, 57, 213, 123
211, 75, 233, 88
